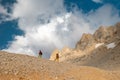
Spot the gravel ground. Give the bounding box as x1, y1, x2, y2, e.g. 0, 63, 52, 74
0, 51, 120, 80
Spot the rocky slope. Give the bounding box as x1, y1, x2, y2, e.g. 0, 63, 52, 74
50, 22, 120, 70
0, 51, 120, 80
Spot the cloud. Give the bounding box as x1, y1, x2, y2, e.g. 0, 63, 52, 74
0, 4, 14, 23
12, 0, 65, 18
0, 5, 7, 14
0, 5, 8, 23
3, 0, 120, 58
86, 4, 120, 29
92, 0, 103, 3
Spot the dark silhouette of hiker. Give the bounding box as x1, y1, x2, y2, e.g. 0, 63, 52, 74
38, 50, 42, 58
55, 53, 59, 62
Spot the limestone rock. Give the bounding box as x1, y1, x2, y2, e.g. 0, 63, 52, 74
49, 49, 60, 61
93, 26, 116, 43
76, 33, 96, 50
50, 22, 120, 70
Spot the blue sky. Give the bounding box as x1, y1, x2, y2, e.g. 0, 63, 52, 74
0, 0, 120, 58
0, 20, 23, 49
0, 0, 23, 50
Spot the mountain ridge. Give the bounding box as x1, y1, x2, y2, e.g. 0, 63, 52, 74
50, 22, 120, 70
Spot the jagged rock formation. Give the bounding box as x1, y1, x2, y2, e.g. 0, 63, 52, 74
49, 49, 60, 61
76, 33, 96, 51
50, 22, 120, 70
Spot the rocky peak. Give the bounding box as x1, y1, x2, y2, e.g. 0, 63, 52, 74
115, 22, 120, 36
50, 22, 120, 63
76, 33, 96, 50
50, 47, 73, 62
49, 49, 60, 61
93, 26, 117, 43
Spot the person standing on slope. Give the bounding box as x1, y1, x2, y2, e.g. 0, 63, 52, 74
38, 50, 43, 58
55, 53, 59, 62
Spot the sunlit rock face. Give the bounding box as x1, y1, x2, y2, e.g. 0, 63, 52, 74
76, 33, 96, 50
50, 22, 120, 70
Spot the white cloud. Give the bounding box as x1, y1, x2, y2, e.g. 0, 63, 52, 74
0, 5, 9, 23
86, 4, 120, 29
12, 0, 65, 18
0, 5, 7, 14
92, 0, 103, 3
0, 5, 14, 23
3, 0, 120, 58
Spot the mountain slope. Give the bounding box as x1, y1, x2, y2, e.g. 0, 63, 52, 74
0, 51, 120, 80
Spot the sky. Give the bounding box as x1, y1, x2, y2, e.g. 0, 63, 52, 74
0, 0, 120, 58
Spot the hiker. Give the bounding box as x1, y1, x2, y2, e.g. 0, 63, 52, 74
55, 53, 59, 62
38, 50, 42, 58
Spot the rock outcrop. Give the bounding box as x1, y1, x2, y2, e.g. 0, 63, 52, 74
50, 22, 120, 70
76, 33, 96, 50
